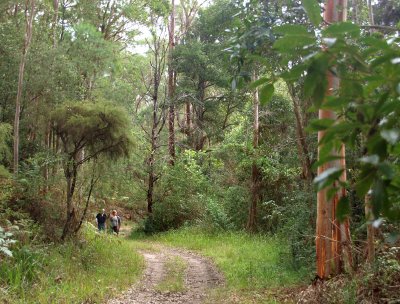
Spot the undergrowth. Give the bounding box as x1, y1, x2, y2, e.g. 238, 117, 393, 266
0, 224, 143, 304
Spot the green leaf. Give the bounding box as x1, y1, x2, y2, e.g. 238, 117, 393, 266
302, 0, 322, 26
273, 35, 316, 53
355, 171, 375, 198
280, 64, 307, 82
312, 155, 343, 169
259, 84, 275, 105
378, 162, 395, 180
371, 178, 390, 217
312, 77, 328, 108
249, 77, 269, 90
323, 22, 360, 38
308, 118, 335, 131
314, 167, 343, 191
327, 186, 339, 201
274, 24, 311, 37
337, 196, 350, 222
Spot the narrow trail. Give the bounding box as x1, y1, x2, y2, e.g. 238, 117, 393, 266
107, 245, 224, 304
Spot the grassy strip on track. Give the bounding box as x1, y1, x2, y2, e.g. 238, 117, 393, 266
155, 256, 187, 293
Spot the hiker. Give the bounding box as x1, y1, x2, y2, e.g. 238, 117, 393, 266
95, 208, 107, 232
110, 210, 121, 235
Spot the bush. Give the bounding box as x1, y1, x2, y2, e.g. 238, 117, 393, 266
147, 151, 209, 232
0, 246, 43, 293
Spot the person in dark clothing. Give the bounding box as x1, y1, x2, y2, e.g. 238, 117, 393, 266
95, 209, 107, 232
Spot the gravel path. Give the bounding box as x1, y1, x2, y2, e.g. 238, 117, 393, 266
107, 246, 224, 304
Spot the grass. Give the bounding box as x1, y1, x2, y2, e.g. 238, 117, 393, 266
141, 227, 311, 303
150, 227, 309, 289
0, 224, 144, 304
155, 256, 187, 293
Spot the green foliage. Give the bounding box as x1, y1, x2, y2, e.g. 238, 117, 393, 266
301, 0, 322, 26
0, 123, 11, 165
271, 22, 400, 223
51, 101, 133, 160
0, 225, 144, 303
0, 247, 43, 291
146, 151, 209, 233
0, 226, 17, 258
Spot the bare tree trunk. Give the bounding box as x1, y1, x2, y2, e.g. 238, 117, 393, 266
247, 71, 260, 232
186, 101, 192, 135
287, 83, 314, 181
147, 152, 155, 213
316, 0, 352, 279
367, 0, 374, 28
168, 0, 176, 165
61, 164, 77, 240
13, 0, 35, 174
75, 165, 99, 234
351, 0, 359, 23
193, 80, 206, 150
365, 193, 375, 263
52, 0, 59, 47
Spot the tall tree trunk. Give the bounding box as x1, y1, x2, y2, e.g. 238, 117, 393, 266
287, 83, 314, 181
52, 0, 59, 48
185, 101, 192, 135
193, 80, 206, 150
13, 0, 35, 174
247, 71, 261, 232
316, 0, 352, 279
168, 0, 176, 165
61, 164, 77, 240
367, 0, 374, 28
75, 165, 98, 234
44, 0, 59, 186
365, 193, 375, 263
147, 153, 155, 214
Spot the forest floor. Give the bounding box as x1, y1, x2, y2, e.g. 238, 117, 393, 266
107, 244, 224, 304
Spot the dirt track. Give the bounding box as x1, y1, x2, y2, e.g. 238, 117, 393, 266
107, 246, 224, 304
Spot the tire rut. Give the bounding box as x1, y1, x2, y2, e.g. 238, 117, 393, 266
107, 246, 224, 304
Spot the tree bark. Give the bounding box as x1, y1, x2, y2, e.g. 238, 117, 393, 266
75, 165, 99, 234
13, 0, 35, 174
365, 193, 375, 263
367, 0, 374, 28
316, 0, 352, 279
247, 71, 261, 232
52, 0, 59, 47
287, 83, 314, 181
168, 0, 176, 165
61, 164, 78, 240
193, 79, 206, 150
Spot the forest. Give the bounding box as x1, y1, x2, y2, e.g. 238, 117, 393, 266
0, 0, 399, 303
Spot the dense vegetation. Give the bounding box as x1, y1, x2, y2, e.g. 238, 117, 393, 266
1, 0, 399, 303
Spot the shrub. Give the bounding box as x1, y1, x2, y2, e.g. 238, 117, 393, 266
146, 151, 209, 232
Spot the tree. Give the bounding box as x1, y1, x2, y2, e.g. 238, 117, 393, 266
315, 0, 353, 279
140, 13, 169, 214
246, 70, 261, 232
13, 0, 35, 174
51, 101, 132, 240
168, 0, 176, 165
